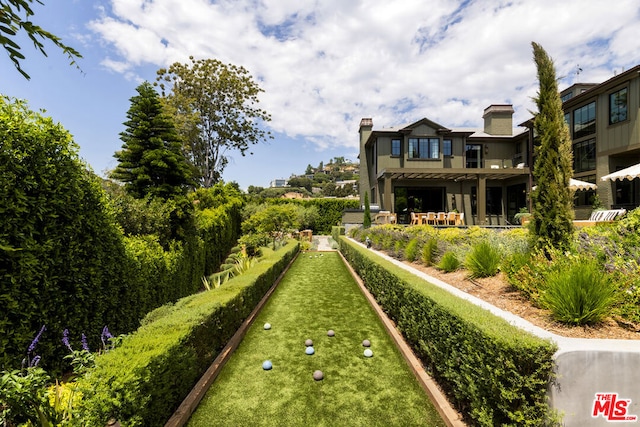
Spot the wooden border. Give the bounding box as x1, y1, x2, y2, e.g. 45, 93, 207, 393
338, 247, 467, 427
164, 252, 299, 427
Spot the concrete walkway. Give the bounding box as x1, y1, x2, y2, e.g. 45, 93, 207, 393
314, 235, 335, 251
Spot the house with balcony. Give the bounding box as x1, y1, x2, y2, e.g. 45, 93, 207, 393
359, 105, 532, 225
359, 65, 640, 226
555, 65, 640, 218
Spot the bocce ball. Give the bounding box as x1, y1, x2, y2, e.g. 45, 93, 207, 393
305, 346, 315, 355
305, 339, 313, 347
362, 339, 371, 347
262, 360, 273, 370
264, 323, 271, 330
364, 349, 373, 358
313, 370, 324, 381
327, 330, 335, 337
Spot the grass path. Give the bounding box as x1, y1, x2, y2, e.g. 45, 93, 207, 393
187, 251, 445, 426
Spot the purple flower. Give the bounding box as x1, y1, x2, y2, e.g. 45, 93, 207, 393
101, 326, 113, 348
62, 329, 73, 352
81, 333, 90, 352
30, 355, 41, 367
28, 325, 46, 354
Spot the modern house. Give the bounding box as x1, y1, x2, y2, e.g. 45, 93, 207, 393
556, 65, 640, 218
359, 105, 532, 225
359, 65, 640, 225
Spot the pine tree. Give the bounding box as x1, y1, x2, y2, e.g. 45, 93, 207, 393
530, 42, 575, 253
112, 82, 192, 198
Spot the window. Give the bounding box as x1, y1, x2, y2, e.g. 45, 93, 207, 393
564, 112, 570, 127
573, 138, 596, 173
443, 139, 452, 156
470, 187, 502, 215
561, 92, 573, 103
610, 88, 628, 124
573, 102, 595, 138
391, 139, 401, 157
465, 144, 482, 168
408, 137, 439, 159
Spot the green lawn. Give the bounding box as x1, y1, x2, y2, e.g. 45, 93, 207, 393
187, 251, 445, 427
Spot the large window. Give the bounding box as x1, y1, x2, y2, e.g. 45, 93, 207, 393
470, 186, 503, 216
408, 137, 439, 159
443, 139, 452, 156
573, 138, 596, 173
573, 102, 595, 138
610, 88, 628, 124
391, 139, 401, 157
465, 144, 482, 168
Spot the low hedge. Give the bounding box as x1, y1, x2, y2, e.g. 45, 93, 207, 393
76, 241, 299, 426
338, 237, 558, 427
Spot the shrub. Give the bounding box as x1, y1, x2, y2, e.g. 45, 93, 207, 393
421, 238, 438, 266
465, 241, 501, 278
540, 258, 618, 325
438, 251, 460, 272
338, 238, 558, 426
404, 238, 419, 262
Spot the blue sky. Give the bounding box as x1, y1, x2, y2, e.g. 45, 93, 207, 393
2, 0, 639, 190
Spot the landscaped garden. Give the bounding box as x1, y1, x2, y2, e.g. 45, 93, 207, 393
187, 251, 446, 426
349, 212, 640, 336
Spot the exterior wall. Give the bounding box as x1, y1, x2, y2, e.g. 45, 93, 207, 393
550, 348, 640, 426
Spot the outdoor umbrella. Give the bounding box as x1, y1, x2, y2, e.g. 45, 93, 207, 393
601, 163, 640, 182
533, 178, 597, 191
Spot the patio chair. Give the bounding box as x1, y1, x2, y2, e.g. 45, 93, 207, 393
436, 212, 446, 225
425, 212, 436, 225
446, 212, 457, 225
410, 212, 420, 225
456, 213, 465, 226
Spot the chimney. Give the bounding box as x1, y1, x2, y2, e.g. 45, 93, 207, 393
483, 105, 514, 136
359, 117, 373, 130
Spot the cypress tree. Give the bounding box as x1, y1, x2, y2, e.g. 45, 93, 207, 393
112, 82, 192, 198
363, 191, 372, 228
530, 42, 575, 253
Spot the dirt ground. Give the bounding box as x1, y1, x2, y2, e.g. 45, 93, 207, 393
404, 260, 640, 340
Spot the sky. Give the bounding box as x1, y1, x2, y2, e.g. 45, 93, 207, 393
2, 0, 639, 190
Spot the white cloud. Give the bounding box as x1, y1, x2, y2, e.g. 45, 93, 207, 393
89, 0, 640, 152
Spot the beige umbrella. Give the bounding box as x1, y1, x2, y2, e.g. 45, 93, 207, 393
601, 163, 640, 182
569, 178, 597, 191
533, 178, 597, 191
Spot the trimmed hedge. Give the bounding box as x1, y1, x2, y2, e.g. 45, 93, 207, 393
76, 241, 299, 426
338, 237, 558, 427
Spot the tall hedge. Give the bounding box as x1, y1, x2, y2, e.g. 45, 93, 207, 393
0, 98, 242, 372
0, 97, 130, 369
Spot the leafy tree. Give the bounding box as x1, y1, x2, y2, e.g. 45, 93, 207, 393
305, 164, 313, 175
242, 204, 298, 249
156, 57, 272, 187
111, 82, 192, 199
530, 42, 574, 253
287, 176, 313, 192
0, 0, 82, 79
